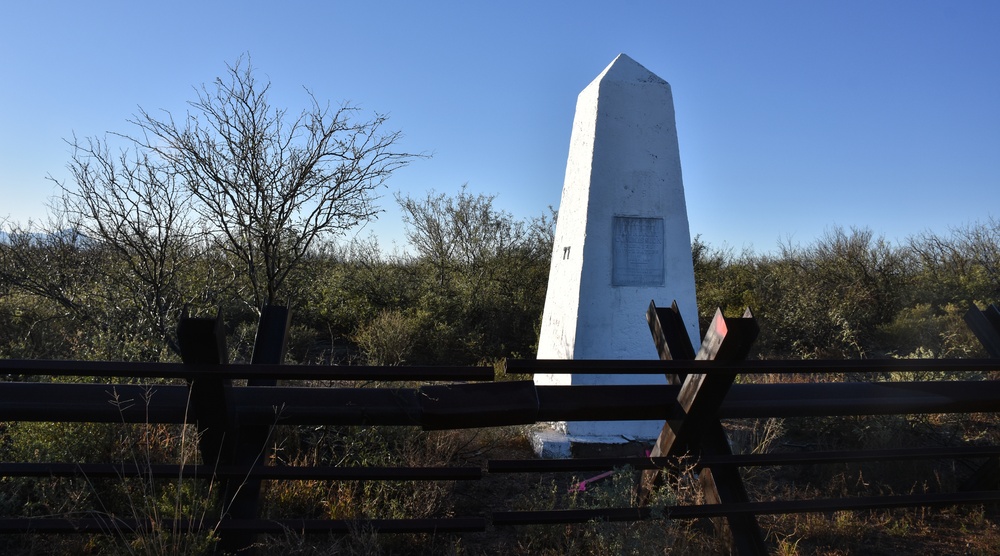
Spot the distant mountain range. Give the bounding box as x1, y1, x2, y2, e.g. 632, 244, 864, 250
0, 229, 89, 245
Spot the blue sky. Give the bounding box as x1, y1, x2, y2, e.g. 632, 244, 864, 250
2, 1, 998, 253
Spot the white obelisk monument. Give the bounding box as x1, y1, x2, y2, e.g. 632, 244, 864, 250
533, 54, 700, 457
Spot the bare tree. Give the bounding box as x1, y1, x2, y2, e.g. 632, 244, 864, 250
396, 185, 552, 287
395, 186, 554, 360
128, 56, 417, 309
51, 135, 197, 354
0, 218, 97, 320
909, 217, 1000, 303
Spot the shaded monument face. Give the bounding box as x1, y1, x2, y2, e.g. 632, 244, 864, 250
532, 54, 700, 455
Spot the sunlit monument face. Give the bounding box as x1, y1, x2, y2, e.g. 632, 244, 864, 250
533, 54, 700, 457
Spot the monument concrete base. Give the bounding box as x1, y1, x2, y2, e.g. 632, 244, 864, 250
530, 426, 654, 459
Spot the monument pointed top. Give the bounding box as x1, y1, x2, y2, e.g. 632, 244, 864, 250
592, 53, 668, 86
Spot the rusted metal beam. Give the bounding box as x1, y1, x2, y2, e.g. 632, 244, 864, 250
0, 462, 482, 480
721, 380, 1000, 417
0, 359, 494, 382
229, 305, 293, 555
3, 380, 1000, 426
648, 309, 758, 458
178, 312, 236, 467
961, 304, 1000, 491
646, 300, 696, 385
643, 307, 766, 556
248, 305, 293, 384
964, 303, 1000, 358
697, 419, 769, 556
420, 380, 540, 429
0, 382, 191, 423
178, 311, 252, 553
533, 385, 681, 423
14, 354, 991, 380
504, 357, 1000, 375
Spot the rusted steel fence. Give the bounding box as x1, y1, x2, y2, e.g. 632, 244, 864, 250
2, 303, 1000, 555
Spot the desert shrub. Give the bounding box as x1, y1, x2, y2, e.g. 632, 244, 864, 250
353, 309, 420, 366
879, 303, 986, 361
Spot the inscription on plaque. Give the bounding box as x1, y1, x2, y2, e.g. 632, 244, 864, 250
612, 217, 664, 286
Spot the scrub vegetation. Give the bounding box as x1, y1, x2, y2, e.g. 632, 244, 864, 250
3, 214, 1000, 554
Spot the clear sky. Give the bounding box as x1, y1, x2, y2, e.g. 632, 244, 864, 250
2, 1, 998, 253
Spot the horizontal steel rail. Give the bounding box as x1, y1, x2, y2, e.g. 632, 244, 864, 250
0, 359, 494, 382
8, 445, 996, 482
0, 463, 481, 481
8, 356, 991, 381
721, 380, 1000, 417
506, 357, 1000, 375
4, 380, 1000, 425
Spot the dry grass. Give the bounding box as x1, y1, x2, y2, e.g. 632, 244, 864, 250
719, 372, 1000, 556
